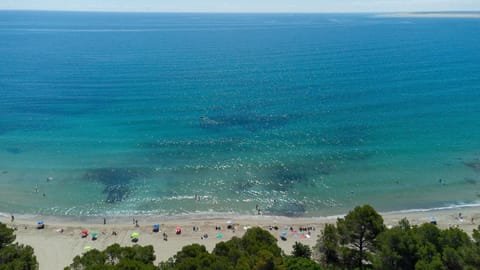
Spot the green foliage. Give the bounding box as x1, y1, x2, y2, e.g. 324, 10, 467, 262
284, 257, 323, 270
472, 225, 480, 245
336, 205, 385, 269
291, 242, 312, 259
373, 222, 419, 270
314, 223, 339, 267
0, 223, 38, 270
65, 244, 157, 270
241, 227, 282, 258
373, 215, 480, 270
162, 227, 285, 270
0, 224, 16, 248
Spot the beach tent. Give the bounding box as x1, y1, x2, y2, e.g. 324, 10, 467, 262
81, 229, 88, 238
153, 224, 160, 232
176, 226, 182, 235
37, 221, 44, 229
91, 232, 98, 240
280, 231, 287, 241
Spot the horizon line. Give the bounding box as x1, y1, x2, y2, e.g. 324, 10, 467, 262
1, 8, 480, 15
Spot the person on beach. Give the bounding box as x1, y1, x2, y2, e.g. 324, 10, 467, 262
103, 218, 106, 225
135, 220, 139, 227
11, 215, 14, 222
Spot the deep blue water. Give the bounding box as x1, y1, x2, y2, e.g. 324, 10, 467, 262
0, 11, 480, 216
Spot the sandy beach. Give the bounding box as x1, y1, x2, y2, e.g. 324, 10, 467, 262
2, 206, 480, 270
379, 12, 480, 18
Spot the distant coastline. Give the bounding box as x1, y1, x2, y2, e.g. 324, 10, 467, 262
379, 12, 480, 18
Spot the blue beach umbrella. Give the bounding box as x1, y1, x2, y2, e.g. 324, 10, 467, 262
37, 221, 45, 229
280, 231, 287, 237
153, 224, 160, 232
216, 233, 223, 239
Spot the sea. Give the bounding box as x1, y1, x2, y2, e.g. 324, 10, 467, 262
0, 11, 479, 218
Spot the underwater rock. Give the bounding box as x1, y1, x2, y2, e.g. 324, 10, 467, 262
103, 185, 130, 203
266, 201, 306, 217
84, 168, 148, 203
464, 161, 480, 173
5, 147, 22, 154
199, 113, 290, 132
464, 177, 478, 185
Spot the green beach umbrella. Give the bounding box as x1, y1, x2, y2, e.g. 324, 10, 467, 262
131, 232, 139, 239
92, 232, 98, 238
84, 246, 92, 251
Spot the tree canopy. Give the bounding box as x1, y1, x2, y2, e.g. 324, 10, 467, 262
0, 223, 38, 270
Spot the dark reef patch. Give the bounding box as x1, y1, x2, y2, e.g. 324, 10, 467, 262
199, 113, 290, 132
265, 201, 306, 217
5, 147, 22, 154
464, 161, 480, 173
322, 124, 370, 147
84, 168, 150, 203
464, 177, 478, 185
267, 165, 308, 192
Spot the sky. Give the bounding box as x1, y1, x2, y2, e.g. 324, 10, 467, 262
0, 0, 479, 13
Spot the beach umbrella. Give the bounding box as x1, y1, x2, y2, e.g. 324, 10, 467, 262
226, 220, 232, 225
216, 233, 223, 239
176, 226, 182, 234
92, 232, 98, 239
81, 229, 88, 237
37, 221, 44, 229
281, 231, 287, 237
84, 246, 92, 251
131, 232, 139, 239
153, 224, 160, 232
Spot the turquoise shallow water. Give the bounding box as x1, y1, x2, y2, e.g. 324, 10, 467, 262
0, 11, 480, 217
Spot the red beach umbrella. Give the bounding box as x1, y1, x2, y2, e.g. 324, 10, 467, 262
81, 229, 88, 237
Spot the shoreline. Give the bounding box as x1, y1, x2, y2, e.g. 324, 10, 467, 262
2, 205, 480, 270
3, 202, 480, 226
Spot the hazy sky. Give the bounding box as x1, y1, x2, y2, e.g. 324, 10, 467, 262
0, 0, 479, 13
